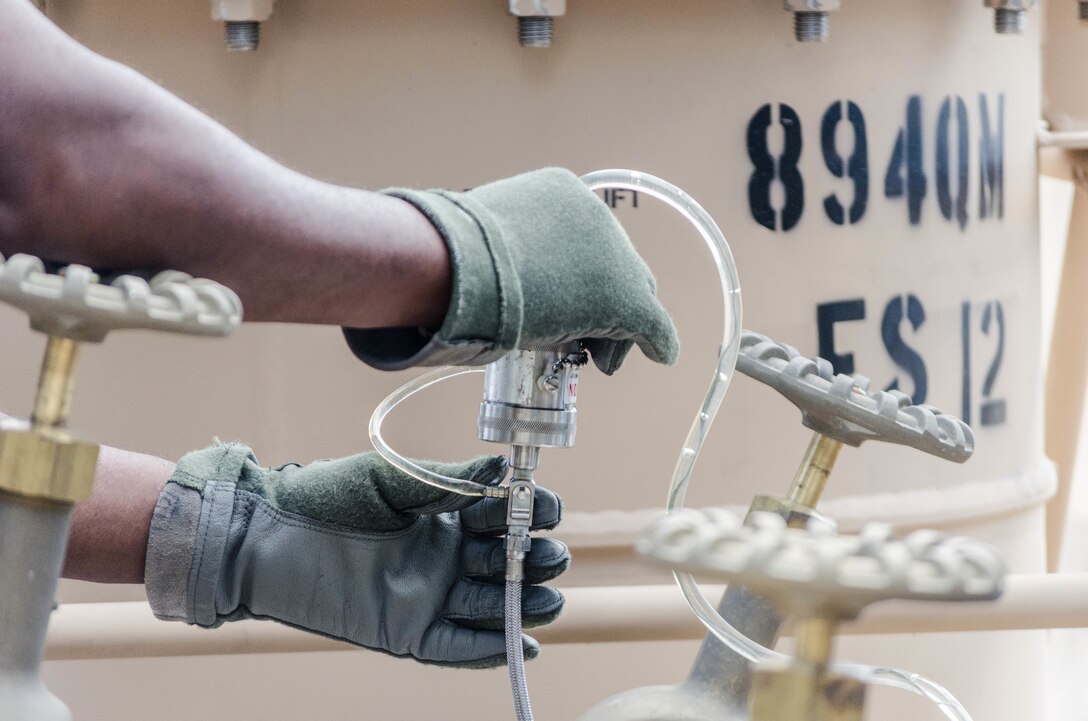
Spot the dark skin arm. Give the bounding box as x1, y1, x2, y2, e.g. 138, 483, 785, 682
64, 447, 175, 584
0, 1, 456, 582
0, 0, 451, 330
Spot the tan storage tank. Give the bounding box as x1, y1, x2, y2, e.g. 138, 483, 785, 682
1, 1, 1052, 720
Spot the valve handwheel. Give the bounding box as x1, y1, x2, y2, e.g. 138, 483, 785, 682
639, 509, 1005, 618
738, 330, 973, 463
0, 254, 241, 721
637, 509, 1005, 721
0, 253, 242, 342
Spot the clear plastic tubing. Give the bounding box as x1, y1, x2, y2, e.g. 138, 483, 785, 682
368, 366, 494, 498
581, 170, 972, 721
369, 169, 972, 721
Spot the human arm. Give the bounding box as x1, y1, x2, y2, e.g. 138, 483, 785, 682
63, 445, 174, 584
60, 438, 569, 667
0, 2, 677, 373
0, 0, 450, 330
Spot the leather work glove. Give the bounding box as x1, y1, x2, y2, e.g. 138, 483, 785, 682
343, 167, 679, 375
144, 442, 568, 668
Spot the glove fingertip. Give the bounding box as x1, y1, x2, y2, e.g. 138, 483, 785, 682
522, 634, 541, 660
529, 487, 563, 531
524, 538, 571, 583
586, 339, 633, 376
638, 333, 679, 368
653, 311, 681, 367
521, 586, 564, 629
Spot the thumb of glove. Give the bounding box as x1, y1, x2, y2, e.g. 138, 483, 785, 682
252, 453, 507, 533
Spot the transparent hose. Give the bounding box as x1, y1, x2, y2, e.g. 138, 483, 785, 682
370, 170, 971, 721
370, 367, 535, 720
580, 170, 972, 721
369, 367, 532, 720
368, 366, 494, 498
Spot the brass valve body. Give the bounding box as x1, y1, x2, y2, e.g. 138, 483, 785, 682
751, 664, 865, 721
0, 421, 98, 504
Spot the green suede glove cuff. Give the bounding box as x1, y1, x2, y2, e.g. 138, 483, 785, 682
343, 167, 679, 375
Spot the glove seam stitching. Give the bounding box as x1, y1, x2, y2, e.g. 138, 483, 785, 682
432, 189, 522, 351
187, 479, 222, 625
239, 489, 421, 541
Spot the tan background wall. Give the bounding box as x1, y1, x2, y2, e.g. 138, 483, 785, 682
0, 0, 1060, 719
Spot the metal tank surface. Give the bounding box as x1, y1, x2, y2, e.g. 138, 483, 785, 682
18, 2, 1048, 721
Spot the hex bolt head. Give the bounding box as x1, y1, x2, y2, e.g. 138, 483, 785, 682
794, 11, 830, 42
225, 20, 260, 51
518, 16, 554, 48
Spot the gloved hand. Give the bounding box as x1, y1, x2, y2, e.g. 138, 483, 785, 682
144, 442, 568, 668
343, 167, 679, 375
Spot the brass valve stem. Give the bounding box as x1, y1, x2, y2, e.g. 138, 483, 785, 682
0, 334, 98, 504
31, 337, 82, 430
786, 433, 843, 509
791, 616, 837, 667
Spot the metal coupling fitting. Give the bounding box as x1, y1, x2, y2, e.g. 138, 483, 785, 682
506, 479, 536, 532
0, 420, 98, 504
505, 532, 532, 581
478, 345, 582, 449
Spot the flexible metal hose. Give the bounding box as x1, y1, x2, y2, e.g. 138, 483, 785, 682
505, 576, 534, 721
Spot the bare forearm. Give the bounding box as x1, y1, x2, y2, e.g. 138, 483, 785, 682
0, 0, 450, 330
63, 445, 174, 584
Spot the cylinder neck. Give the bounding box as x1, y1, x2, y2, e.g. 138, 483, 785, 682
0, 493, 73, 673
